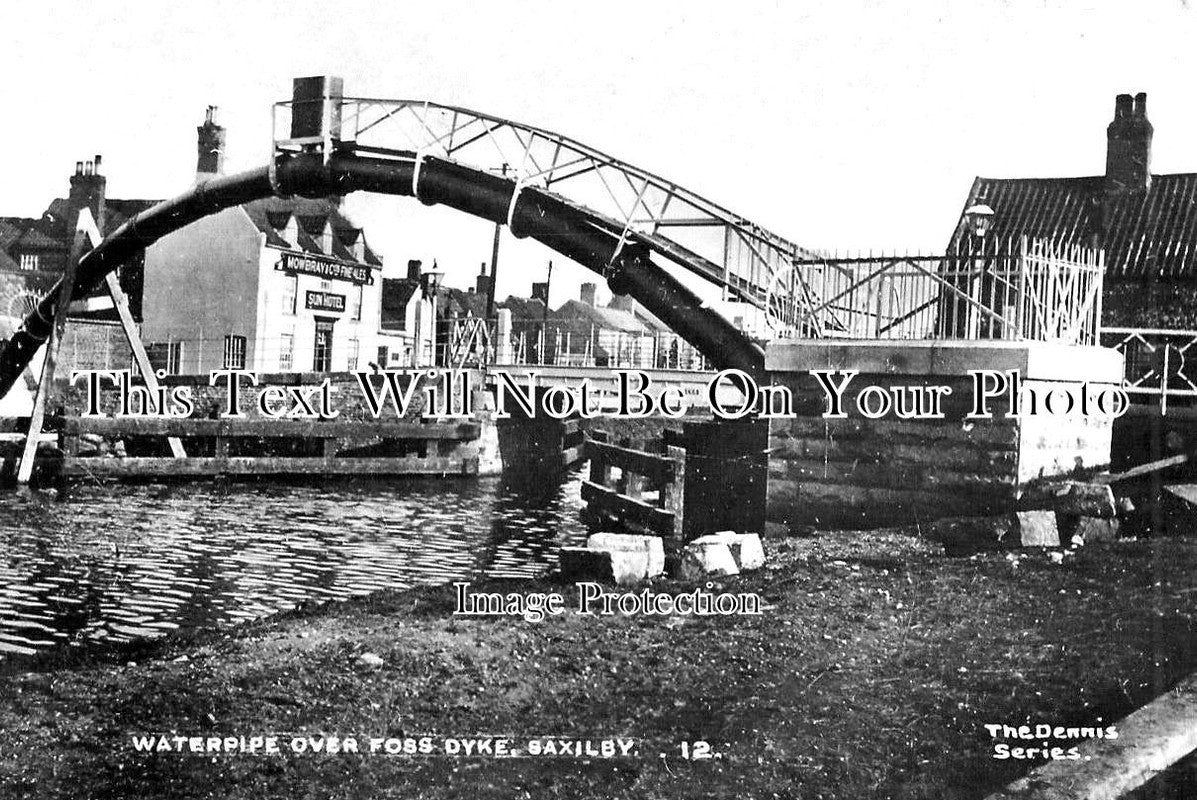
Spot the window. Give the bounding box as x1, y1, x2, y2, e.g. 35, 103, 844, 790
223, 335, 246, 369
279, 332, 294, 371
376, 345, 388, 369
19, 253, 39, 271
351, 285, 363, 320
282, 274, 298, 314
321, 225, 333, 254
146, 341, 183, 375
347, 337, 360, 371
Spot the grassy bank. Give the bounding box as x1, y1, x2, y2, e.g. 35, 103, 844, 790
1, 530, 1195, 800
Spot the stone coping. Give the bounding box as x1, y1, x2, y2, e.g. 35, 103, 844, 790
764, 339, 1124, 383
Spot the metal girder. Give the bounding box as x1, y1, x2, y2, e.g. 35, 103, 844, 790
274, 97, 818, 328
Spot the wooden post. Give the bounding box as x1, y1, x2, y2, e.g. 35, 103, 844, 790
102, 272, 186, 458
662, 445, 686, 540
615, 437, 633, 495
17, 222, 87, 483
588, 429, 610, 487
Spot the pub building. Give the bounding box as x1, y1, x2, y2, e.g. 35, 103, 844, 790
138, 108, 385, 375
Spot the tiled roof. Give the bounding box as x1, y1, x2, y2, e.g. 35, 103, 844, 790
551, 299, 650, 333
438, 286, 488, 320
0, 218, 62, 251
42, 198, 157, 238
380, 278, 419, 330
241, 197, 383, 267
497, 295, 547, 321
950, 174, 1197, 279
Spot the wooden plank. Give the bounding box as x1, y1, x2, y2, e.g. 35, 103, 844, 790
0, 433, 57, 444
1096, 453, 1188, 484
62, 417, 480, 440
584, 439, 677, 483
581, 479, 675, 534
18, 220, 86, 483
560, 445, 583, 467
103, 271, 186, 458
984, 672, 1197, 800
58, 455, 474, 478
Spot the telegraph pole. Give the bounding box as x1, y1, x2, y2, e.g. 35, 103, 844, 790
485, 162, 510, 321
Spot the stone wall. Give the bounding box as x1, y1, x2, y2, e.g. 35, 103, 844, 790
763, 340, 1124, 530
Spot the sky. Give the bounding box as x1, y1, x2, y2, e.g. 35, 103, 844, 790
4, 1, 1197, 307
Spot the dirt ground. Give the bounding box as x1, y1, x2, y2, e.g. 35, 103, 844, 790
1, 529, 1195, 800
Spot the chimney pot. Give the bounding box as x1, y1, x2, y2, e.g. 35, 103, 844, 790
93, 154, 102, 172
1134, 92, 1147, 116
1114, 93, 1133, 119
75, 161, 83, 176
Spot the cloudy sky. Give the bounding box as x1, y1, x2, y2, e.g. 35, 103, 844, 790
4, 1, 1197, 305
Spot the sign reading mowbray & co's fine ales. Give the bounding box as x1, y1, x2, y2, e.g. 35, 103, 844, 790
276, 252, 373, 284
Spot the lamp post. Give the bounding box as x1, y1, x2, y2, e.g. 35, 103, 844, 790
962, 202, 995, 338
421, 269, 445, 367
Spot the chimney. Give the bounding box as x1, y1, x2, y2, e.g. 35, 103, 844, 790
475, 261, 493, 297
196, 105, 226, 179
579, 282, 597, 307
608, 294, 637, 314
1106, 91, 1153, 197
68, 154, 106, 231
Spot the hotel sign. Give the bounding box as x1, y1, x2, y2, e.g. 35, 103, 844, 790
276, 252, 374, 285
305, 290, 346, 312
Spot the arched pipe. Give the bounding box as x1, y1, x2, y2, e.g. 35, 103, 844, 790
0, 151, 762, 399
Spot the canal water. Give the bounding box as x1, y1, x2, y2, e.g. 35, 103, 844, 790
0, 472, 587, 659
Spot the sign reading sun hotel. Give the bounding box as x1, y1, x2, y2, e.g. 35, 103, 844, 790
276, 252, 374, 285
305, 291, 346, 312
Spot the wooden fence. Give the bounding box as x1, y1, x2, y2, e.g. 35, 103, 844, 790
49, 417, 483, 479
580, 430, 685, 539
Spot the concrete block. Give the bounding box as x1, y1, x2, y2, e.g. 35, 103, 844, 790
930, 511, 1058, 553
1074, 515, 1121, 543
586, 532, 665, 580
676, 541, 740, 580
692, 531, 765, 571
1022, 481, 1117, 518
558, 547, 614, 583
1016, 510, 1059, 547
930, 516, 1015, 554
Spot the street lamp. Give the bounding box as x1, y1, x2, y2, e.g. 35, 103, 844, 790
963, 202, 995, 239
961, 202, 996, 339
421, 269, 445, 367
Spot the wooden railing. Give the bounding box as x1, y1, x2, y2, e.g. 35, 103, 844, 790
53, 417, 483, 479
580, 430, 685, 539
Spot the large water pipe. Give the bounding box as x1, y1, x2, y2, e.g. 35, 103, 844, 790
0, 150, 764, 399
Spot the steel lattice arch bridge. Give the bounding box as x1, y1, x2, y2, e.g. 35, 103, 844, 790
295, 94, 821, 320
0, 79, 834, 397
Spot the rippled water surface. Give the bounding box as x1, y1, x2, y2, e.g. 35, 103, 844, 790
0, 473, 586, 657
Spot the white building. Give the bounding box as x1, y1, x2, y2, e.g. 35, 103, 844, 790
139, 110, 384, 375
